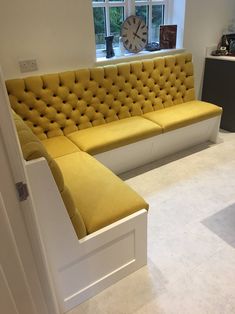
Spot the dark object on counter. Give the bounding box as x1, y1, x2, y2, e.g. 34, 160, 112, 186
212, 33, 235, 57
160, 25, 177, 49
145, 42, 161, 51
105, 36, 115, 58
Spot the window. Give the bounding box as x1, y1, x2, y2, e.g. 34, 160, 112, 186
92, 0, 168, 53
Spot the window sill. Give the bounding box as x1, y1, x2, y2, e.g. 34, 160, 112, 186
95, 48, 186, 66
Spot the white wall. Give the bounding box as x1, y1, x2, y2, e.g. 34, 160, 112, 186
1, 0, 235, 94
0, 0, 96, 79
183, 0, 235, 98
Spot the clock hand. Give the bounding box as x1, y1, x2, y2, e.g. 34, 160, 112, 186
133, 32, 142, 40
133, 21, 141, 38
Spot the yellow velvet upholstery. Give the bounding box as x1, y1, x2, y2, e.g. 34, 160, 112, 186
67, 116, 162, 154
6, 53, 195, 140
143, 101, 223, 132
12, 111, 87, 239
55, 152, 149, 234
7, 52, 222, 238
41, 136, 80, 158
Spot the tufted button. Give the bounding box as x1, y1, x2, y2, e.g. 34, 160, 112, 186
23, 118, 27, 121
33, 124, 37, 127
84, 88, 88, 91
81, 113, 84, 116
18, 100, 22, 104
57, 111, 60, 114
29, 107, 33, 110
47, 104, 50, 107
40, 114, 44, 117
109, 106, 112, 109
66, 117, 69, 120
51, 120, 54, 123
36, 97, 40, 100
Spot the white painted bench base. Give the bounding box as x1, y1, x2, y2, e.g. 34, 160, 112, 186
24, 115, 221, 313
25, 158, 147, 313
95, 116, 221, 174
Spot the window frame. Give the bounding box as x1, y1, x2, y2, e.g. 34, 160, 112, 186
135, 0, 168, 43
92, 0, 169, 57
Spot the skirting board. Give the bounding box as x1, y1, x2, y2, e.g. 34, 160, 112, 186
94, 116, 221, 174
25, 158, 147, 313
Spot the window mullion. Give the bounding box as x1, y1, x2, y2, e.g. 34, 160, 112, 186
148, 2, 152, 43
129, 0, 135, 15
105, 2, 110, 36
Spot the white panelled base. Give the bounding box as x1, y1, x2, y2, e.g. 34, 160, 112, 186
94, 116, 221, 174
25, 158, 147, 313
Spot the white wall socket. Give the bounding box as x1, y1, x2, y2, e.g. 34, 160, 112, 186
19, 59, 38, 73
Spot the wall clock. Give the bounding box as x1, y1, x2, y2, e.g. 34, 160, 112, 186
121, 15, 148, 53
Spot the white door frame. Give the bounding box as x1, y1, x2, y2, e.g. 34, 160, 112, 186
0, 68, 61, 314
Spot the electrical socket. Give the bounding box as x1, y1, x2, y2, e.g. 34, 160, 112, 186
19, 59, 38, 73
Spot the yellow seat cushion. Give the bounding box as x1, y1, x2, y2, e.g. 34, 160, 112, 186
67, 116, 162, 154
143, 101, 222, 132
55, 152, 149, 234
41, 136, 80, 158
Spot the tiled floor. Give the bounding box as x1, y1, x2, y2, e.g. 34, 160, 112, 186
68, 131, 235, 314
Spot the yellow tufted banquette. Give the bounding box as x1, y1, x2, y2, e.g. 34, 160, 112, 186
6, 53, 222, 157
7, 53, 195, 139
7, 52, 223, 238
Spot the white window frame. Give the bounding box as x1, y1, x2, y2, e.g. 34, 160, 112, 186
135, 0, 169, 43
92, 0, 169, 57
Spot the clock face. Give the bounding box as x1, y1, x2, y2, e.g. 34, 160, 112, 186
121, 15, 148, 53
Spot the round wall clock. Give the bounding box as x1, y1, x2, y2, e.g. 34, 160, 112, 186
121, 15, 148, 53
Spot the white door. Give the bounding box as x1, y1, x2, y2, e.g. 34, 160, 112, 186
0, 192, 37, 314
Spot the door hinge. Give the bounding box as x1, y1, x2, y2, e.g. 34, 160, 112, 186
15, 182, 29, 201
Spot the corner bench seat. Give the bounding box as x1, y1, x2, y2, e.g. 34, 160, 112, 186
13, 111, 148, 238
6, 52, 223, 310
55, 151, 148, 234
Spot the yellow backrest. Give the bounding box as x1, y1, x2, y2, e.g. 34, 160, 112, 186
6, 53, 195, 140
13, 111, 87, 239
